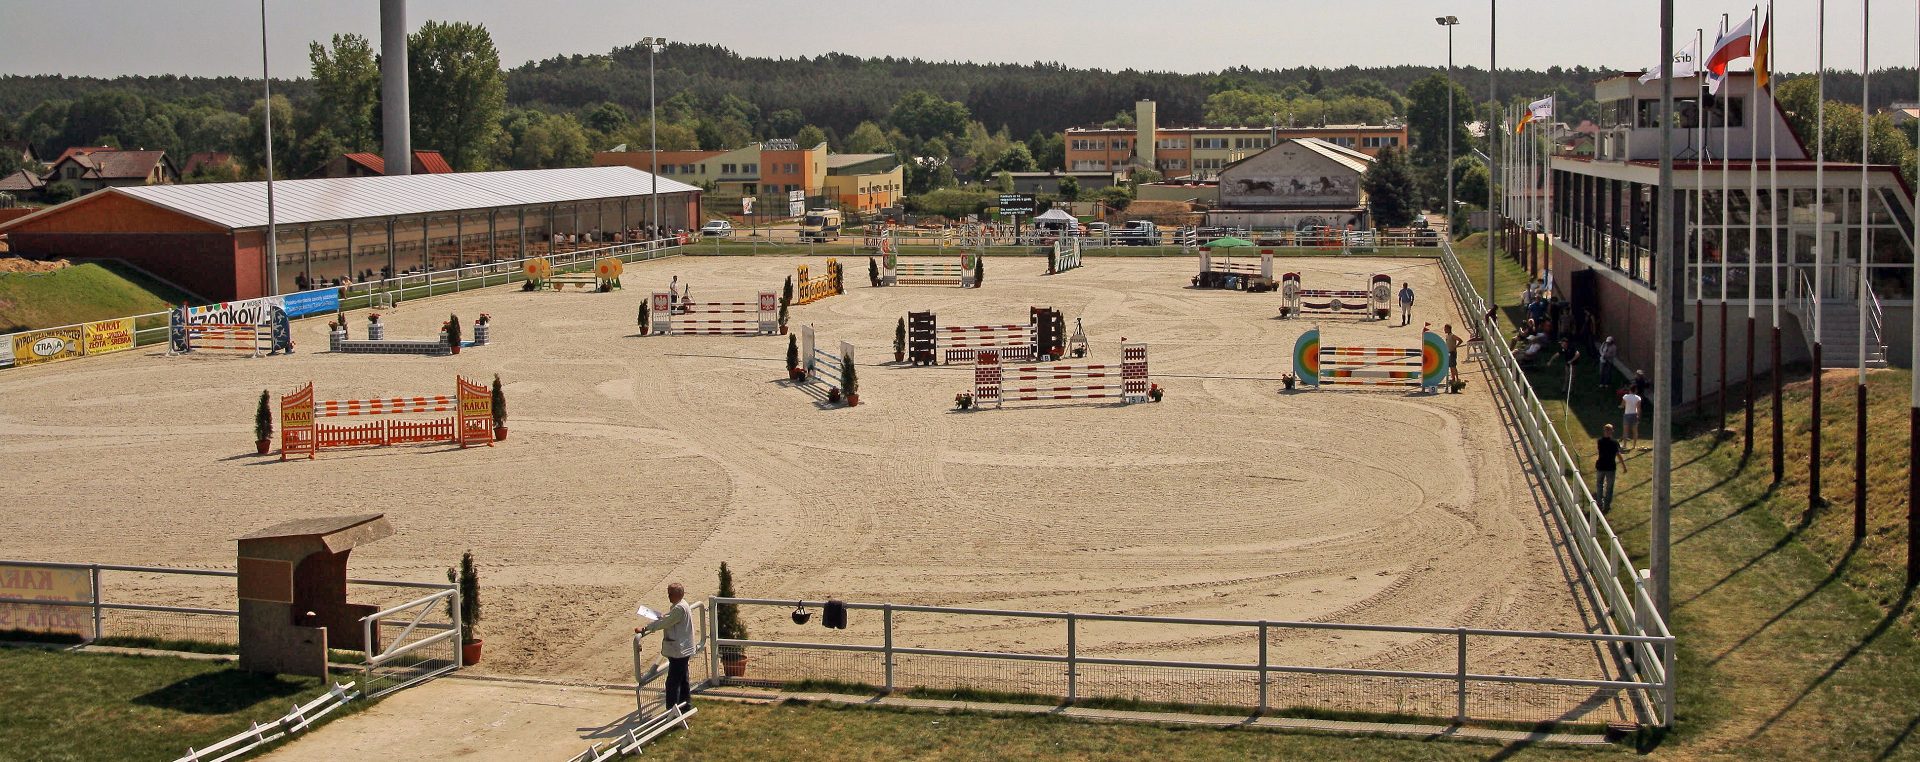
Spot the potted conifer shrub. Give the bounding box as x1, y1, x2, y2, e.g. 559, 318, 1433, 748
893, 317, 907, 363
254, 390, 273, 454
637, 302, 649, 334
448, 551, 483, 665
787, 334, 805, 380
716, 562, 748, 677
973, 254, 984, 287
779, 276, 793, 334
491, 375, 508, 440
841, 352, 859, 406
868, 257, 880, 287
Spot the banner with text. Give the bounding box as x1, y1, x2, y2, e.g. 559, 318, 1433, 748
10, 325, 85, 367
83, 318, 136, 358
0, 564, 92, 637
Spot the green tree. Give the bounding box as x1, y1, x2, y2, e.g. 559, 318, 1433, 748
242, 94, 296, 179
1451, 155, 1489, 207
767, 108, 806, 138
1026, 130, 1064, 170
308, 33, 380, 151
843, 121, 891, 153
1363, 146, 1421, 227
996, 170, 1014, 193
888, 90, 969, 143
1405, 73, 1472, 166
990, 143, 1036, 173
1203, 89, 1283, 127
795, 124, 827, 148
581, 102, 629, 135
1057, 175, 1080, 201
409, 20, 507, 170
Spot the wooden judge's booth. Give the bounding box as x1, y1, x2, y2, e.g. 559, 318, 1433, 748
236, 514, 393, 676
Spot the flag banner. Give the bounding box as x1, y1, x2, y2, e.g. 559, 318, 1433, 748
1640, 37, 1701, 83
1707, 15, 1755, 75
1754, 5, 1774, 89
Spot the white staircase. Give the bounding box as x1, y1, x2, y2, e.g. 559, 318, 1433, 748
1787, 272, 1888, 369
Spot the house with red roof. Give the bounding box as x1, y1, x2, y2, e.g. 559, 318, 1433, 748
42, 149, 178, 194
314, 150, 455, 178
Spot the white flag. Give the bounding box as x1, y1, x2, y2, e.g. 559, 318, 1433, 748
1527, 96, 1555, 123
1640, 37, 1701, 83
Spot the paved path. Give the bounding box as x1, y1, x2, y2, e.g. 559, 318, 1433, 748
263, 678, 655, 762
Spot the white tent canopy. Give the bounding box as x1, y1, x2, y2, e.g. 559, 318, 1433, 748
1034, 208, 1076, 222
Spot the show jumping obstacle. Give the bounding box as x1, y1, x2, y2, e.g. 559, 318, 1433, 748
279, 376, 494, 460
794, 260, 844, 304
1193, 248, 1274, 290
879, 251, 977, 287
524, 257, 623, 291
798, 324, 854, 386
907, 307, 1068, 366
973, 344, 1150, 407
331, 316, 489, 356
649, 291, 779, 336
1046, 238, 1082, 275
1291, 326, 1449, 392
167, 305, 292, 357
1279, 273, 1393, 320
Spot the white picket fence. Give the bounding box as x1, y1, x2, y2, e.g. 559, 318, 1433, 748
563, 705, 697, 762
174, 681, 359, 762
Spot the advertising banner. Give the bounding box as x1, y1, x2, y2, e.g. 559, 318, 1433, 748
10, 325, 84, 367
82, 318, 136, 357
0, 564, 92, 637
184, 295, 284, 326
281, 288, 340, 319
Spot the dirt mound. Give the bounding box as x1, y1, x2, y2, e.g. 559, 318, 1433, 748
0, 257, 70, 274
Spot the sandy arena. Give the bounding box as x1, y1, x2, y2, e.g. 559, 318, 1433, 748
0, 253, 1622, 714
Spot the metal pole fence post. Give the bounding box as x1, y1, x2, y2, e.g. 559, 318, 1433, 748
632, 633, 646, 716
450, 588, 463, 668
1066, 613, 1078, 703
1455, 628, 1468, 723
1663, 637, 1677, 727
707, 598, 721, 685
1257, 622, 1269, 714
89, 565, 102, 641
883, 604, 895, 694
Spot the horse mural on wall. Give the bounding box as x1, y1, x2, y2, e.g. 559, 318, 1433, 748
1227, 175, 1359, 201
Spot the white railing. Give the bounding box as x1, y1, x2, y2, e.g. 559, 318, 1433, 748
1866, 279, 1887, 363
336, 237, 682, 312
1434, 239, 1675, 726
175, 681, 360, 762
707, 596, 1672, 728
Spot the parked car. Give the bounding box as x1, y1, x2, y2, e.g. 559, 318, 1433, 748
1113, 220, 1162, 246
699, 220, 734, 237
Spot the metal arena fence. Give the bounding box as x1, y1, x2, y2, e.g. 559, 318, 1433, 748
702, 597, 1669, 728
0, 560, 459, 698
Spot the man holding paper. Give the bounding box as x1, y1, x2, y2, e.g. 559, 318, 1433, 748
635, 582, 696, 711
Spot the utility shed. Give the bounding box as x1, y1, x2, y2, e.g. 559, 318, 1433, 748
236, 513, 394, 676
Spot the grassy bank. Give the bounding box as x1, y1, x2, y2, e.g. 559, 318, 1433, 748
0, 260, 190, 334
0, 647, 345, 761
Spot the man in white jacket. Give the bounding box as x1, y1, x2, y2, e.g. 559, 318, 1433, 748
636, 582, 696, 711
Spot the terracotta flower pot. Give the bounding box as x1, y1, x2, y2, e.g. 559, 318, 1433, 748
255, 438, 271, 455
494, 427, 508, 441
846, 393, 859, 407
462, 639, 483, 665
721, 653, 747, 677
894, 351, 905, 363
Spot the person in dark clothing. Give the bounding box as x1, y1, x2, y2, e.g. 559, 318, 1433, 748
1594, 424, 1622, 511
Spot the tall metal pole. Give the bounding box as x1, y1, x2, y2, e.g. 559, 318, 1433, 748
1445, 20, 1455, 238
1771, 0, 1785, 483
1487, 0, 1497, 312
1812, 0, 1827, 514
1696, 28, 1707, 413
1652, 0, 1679, 621
260, 0, 278, 296
379, 0, 410, 175
1718, 14, 1732, 433
649, 39, 660, 238
1856, 0, 1870, 540
1910, 0, 1919, 587
1746, 5, 1759, 457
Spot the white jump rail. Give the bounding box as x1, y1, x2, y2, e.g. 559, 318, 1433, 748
563, 705, 698, 762
175, 681, 359, 762
1434, 238, 1675, 726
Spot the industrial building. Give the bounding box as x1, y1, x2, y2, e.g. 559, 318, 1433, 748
0, 166, 700, 301
1064, 100, 1407, 179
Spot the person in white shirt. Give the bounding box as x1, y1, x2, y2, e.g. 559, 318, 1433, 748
1620, 390, 1644, 451
636, 582, 696, 711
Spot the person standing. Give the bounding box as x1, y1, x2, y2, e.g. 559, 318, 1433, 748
636, 582, 696, 711
1443, 324, 1464, 388
1620, 387, 1644, 452
1397, 282, 1415, 326
1597, 336, 1618, 389
1594, 424, 1622, 512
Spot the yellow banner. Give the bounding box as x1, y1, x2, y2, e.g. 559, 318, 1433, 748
83, 318, 136, 357
0, 564, 92, 637
11, 326, 84, 367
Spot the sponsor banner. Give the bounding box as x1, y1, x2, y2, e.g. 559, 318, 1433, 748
0, 564, 92, 637
83, 318, 136, 357
0, 334, 12, 368
281, 288, 340, 319
184, 295, 285, 326
11, 326, 84, 367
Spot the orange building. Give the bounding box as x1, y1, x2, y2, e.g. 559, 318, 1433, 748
1064, 100, 1407, 180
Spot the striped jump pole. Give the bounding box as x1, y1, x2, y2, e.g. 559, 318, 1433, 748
974, 344, 1149, 407
1292, 326, 1449, 393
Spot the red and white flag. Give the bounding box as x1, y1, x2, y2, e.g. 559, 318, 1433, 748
1705, 15, 1755, 93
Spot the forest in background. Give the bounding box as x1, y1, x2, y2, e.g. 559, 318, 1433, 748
0, 33, 1913, 212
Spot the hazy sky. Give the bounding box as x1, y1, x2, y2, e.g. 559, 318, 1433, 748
0, 1, 1912, 80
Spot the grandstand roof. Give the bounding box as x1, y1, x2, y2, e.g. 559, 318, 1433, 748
0, 166, 700, 233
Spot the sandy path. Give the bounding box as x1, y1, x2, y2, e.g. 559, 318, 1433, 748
0, 254, 1615, 712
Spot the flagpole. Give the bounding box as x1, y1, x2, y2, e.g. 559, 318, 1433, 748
1769, 1, 1784, 482
1696, 27, 1706, 413
1745, 5, 1759, 456
1855, 0, 1870, 541
1653, 0, 1679, 625
1766, 1, 1781, 481
1811, 0, 1826, 515
1719, 13, 1732, 433
1910, 0, 1919, 586
1487, 0, 1498, 318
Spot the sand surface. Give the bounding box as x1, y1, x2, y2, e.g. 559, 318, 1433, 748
0, 253, 1620, 715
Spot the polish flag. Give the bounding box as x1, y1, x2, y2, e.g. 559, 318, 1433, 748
1706, 16, 1754, 76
